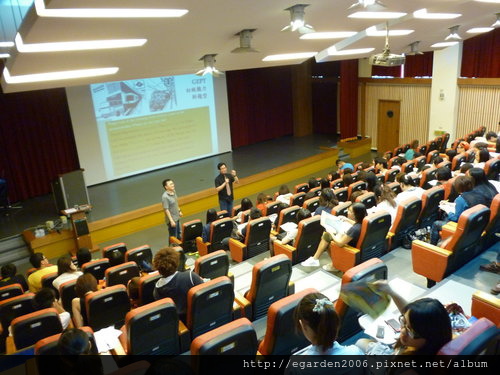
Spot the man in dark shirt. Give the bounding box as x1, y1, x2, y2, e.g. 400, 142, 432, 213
214, 162, 239, 215
0, 264, 29, 292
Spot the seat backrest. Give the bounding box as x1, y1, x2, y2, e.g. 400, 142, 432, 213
356, 212, 391, 262
443, 176, 458, 201
391, 197, 422, 235
11, 308, 63, 350
258, 288, 317, 356
294, 183, 309, 194
125, 298, 180, 355
348, 181, 367, 198
59, 279, 77, 315
419, 167, 437, 189
330, 178, 344, 189
0, 293, 35, 332
438, 318, 499, 355
0, 283, 23, 302
414, 156, 426, 170
34, 326, 97, 355
41, 272, 59, 298
385, 168, 399, 183
445, 205, 490, 259
238, 209, 251, 224
375, 173, 385, 184
401, 161, 415, 174
276, 205, 300, 232
242, 217, 272, 258
85, 285, 130, 331
451, 153, 467, 171
290, 192, 306, 207
428, 140, 437, 153
293, 216, 324, 264
194, 250, 230, 280
105, 261, 140, 287
180, 220, 203, 242
125, 245, 153, 269
437, 160, 452, 170
484, 157, 500, 180
82, 258, 110, 281
190, 318, 257, 355
418, 144, 428, 155
231, 204, 242, 218
387, 181, 402, 195
102, 242, 127, 261
216, 210, 229, 219
419, 186, 445, 227
441, 133, 450, 152
138, 271, 161, 306
336, 258, 387, 341
393, 146, 403, 156
265, 201, 280, 216
209, 217, 234, 250
331, 201, 351, 217
187, 276, 234, 338
333, 187, 348, 202
303, 196, 320, 212
245, 255, 292, 320
355, 192, 377, 209
483, 194, 500, 248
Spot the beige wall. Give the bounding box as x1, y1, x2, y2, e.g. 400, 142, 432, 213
363, 83, 431, 150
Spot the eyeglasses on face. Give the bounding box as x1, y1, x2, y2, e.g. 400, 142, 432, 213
399, 315, 421, 339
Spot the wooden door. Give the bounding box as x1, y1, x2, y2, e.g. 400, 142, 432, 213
377, 100, 400, 153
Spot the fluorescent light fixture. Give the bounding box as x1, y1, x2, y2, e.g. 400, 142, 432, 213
467, 27, 494, 34
349, 11, 406, 19
263, 52, 316, 61
431, 41, 459, 48
300, 31, 357, 40
413, 9, 461, 20
348, 0, 386, 10
474, 0, 500, 3
0, 53, 10, 58
0, 41, 14, 47
3, 66, 119, 84
326, 47, 375, 56
34, 0, 188, 18
366, 26, 413, 36
15, 34, 147, 53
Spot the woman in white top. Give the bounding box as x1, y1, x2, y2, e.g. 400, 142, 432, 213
52, 255, 83, 291
395, 174, 424, 204
276, 184, 293, 205
368, 184, 398, 224
473, 149, 490, 169
273, 208, 311, 247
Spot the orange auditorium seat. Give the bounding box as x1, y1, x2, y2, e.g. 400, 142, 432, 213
170, 220, 203, 253
196, 217, 233, 256
11, 308, 62, 350
388, 197, 422, 249
229, 217, 272, 262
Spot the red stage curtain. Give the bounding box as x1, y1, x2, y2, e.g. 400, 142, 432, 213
0, 88, 80, 202
312, 80, 338, 134
226, 66, 293, 149
339, 59, 358, 139
404, 51, 433, 77
461, 28, 500, 78
371, 64, 401, 77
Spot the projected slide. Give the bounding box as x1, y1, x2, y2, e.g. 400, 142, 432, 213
89, 74, 218, 180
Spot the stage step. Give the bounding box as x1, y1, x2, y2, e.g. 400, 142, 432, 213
0, 234, 31, 268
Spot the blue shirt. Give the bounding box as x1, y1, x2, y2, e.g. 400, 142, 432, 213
447, 195, 468, 222
340, 163, 354, 171
293, 342, 364, 355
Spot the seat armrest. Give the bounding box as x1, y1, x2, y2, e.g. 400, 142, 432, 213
170, 237, 182, 245
287, 281, 295, 296
5, 336, 16, 354
234, 292, 252, 318
471, 291, 500, 327
178, 320, 191, 353
229, 238, 246, 263
273, 242, 295, 262
330, 243, 360, 272
232, 300, 242, 319
411, 240, 452, 284
110, 340, 127, 356
196, 237, 210, 256
441, 221, 457, 239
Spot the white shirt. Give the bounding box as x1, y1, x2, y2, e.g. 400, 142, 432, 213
52, 271, 83, 291
395, 187, 424, 204
276, 193, 293, 204
368, 200, 397, 224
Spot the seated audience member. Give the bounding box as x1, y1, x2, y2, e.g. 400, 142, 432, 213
293, 292, 363, 355
368, 184, 397, 224
336, 159, 354, 174
72, 274, 98, 328
76, 248, 92, 269
374, 157, 388, 175
256, 193, 268, 214
391, 157, 406, 171
456, 141, 469, 154
349, 190, 364, 203
276, 185, 293, 205
0, 263, 28, 292
365, 172, 379, 193
434, 167, 452, 186
485, 131, 498, 144
237, 207, 263, 238
108, 250, 124, 267
27, 253, 58, 293
473, 149, 490, 169
359, 162, 372, 171
467, 168, 498, 205
314, 189, 338, 216
432, 156, 444, 168
53, 256, 83, 291
445, 149, 457, 162
404, 139, 419, 160
319, 178, 330, 190
430, 176, 474, 245
153, 247, 203, 323
127, 277, 141, 309
395, 175, 424, 204
273, 208, 312, 247
33, 288, 71, 329
453, 162, 474, 177
308, 177, 319, 190
202, 208, 218, 242
235, 197, 253, 223
342, 173, 354, 188
327, 171, 339, 183
58, 328, 104, 375
356, 281, 452, 356
301, 203, 367, 271
356, 170, 368, 183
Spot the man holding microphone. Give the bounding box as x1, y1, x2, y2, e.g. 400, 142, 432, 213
214, 163, 239, 215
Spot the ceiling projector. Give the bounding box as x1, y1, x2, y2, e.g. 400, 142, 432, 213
369, 50, 405, 66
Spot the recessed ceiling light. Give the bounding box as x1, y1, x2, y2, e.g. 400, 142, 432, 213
349, 11, 407, 19
0, 53, 10, 58
300, 32, 357, 40
326, 47, 375, 56
34, 0, 188, 18
15, 34, 147, 53
0, 41, 15, 47
413, 9, 461, 20
431, 41, 459, 48
3, 66, 119, 84
366, 27, 414, 36
263, 52, 317, 61
466, 27, 494, 33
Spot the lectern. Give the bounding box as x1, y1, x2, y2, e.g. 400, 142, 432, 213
61, 205, 95, 255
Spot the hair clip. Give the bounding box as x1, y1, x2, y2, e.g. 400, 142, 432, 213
312, 298, 333, 313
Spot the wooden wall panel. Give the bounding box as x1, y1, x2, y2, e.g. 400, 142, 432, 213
363, 84, 431, 150
456, 86, 500, 138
